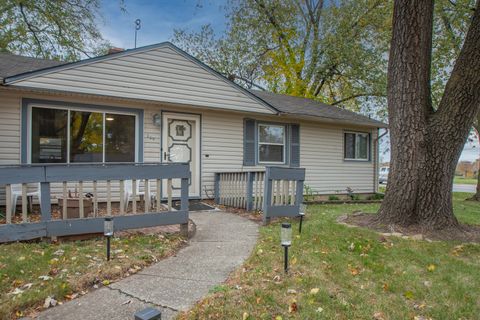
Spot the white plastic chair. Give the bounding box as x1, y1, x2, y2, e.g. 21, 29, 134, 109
123, 180, 145, 211
10, 183, 41, 215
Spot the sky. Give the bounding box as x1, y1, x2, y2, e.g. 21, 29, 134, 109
99, 0, 227, 49
98, 0, 479, 165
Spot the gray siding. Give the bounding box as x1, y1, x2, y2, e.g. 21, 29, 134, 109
8, 46, 274, 115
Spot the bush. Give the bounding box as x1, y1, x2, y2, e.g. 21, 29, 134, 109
369, 193, 385, 200
351, 194, 360, 201
328, 195, 340, 201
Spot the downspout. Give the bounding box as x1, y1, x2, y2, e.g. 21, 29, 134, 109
374, 128, 389, 193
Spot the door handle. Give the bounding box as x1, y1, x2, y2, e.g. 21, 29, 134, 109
164, 151, 170, 161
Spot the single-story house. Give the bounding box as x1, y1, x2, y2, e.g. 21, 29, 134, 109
0, 42, 386, 202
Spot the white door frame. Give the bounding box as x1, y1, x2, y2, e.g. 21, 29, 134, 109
162, 112, 201, 198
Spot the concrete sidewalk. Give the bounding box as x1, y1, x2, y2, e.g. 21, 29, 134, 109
36, 211, 259, 320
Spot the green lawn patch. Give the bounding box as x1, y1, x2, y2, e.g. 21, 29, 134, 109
0, 233, 185, 319
180, 193, 480, 320
454, 177, 478, 185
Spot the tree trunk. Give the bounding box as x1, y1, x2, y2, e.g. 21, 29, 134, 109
377, 0, 480, 230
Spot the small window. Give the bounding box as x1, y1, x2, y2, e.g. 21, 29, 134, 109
344, 132, 369, 160
258, 124, 285, 163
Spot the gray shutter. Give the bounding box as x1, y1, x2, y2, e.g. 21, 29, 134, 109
244, 119, 256, 166
290, 124, 300, 167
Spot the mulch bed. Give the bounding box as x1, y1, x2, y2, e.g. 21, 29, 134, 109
202, 199, 264, 224
342, 211, 480, 243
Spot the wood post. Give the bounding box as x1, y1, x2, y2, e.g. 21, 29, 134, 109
214, 173, 220, 204
62, 182, 67, 220
180, 177, 189, 238
40, 182, 51, 222
5, 185, 11, 224
21, 183, 27, 222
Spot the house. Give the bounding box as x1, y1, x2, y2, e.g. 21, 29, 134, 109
0, 42, 386, 202
456, 160, 479, 178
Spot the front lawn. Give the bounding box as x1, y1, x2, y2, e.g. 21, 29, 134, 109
0, 232, 185, 319
179, 193, 480, 319
454, 176, 478, 185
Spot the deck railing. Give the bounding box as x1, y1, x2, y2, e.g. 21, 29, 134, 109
0, 163, 190, 243
214, 167, 305, 224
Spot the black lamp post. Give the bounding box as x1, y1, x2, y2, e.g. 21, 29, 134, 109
299, 203, 306, 233
281, 223, 292, 273
104, 217, 114, 261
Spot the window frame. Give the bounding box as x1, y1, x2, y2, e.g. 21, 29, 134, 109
27, 103, 140, 164
344, 131, 370, 161
257, 123, 287, 165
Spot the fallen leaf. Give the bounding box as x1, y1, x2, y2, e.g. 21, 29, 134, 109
316, 307, 324, 313
275, 316, 283, 320
291, 257, 297, 265
289, 300, 298, 313
404, 291, 414, 300
350, 267, 360, 276
310, 288, 320, 294
17, 256, 26, 261
373, 311, 386, 320
121, 300, 132, 305
21, 283, 33, 290
39, 275, 52, 281
242, 312, 249, 320
102, 280, 110, 286
382, 283, 389, 292
10, 288, 24, 295
287, 289, 297, 295
427, 264, 436, 272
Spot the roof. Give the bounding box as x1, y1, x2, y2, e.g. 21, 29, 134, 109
0, 44, 386, 128
0, 52, 65, 81
250, 90, 386, 128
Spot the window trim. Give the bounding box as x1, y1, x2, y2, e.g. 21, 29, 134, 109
24, 99, 142, 164
257, 123, 287, 165
344, 131, 370, 161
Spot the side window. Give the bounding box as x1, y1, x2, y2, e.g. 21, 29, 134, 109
344, 132, 370, 161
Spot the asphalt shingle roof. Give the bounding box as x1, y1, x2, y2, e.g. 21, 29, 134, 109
0, 52, 64, 80
249, 90, 386, 128
0, 50, 386, 128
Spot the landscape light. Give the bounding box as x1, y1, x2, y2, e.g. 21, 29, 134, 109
281, 223, 292, 273
104, 217, 114, 261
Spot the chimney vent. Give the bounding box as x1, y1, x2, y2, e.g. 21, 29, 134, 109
108, 47, 124, 54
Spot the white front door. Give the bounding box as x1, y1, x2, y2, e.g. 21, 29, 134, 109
162, 112, 200, 198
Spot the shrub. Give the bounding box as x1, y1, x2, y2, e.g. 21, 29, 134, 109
328, 195, 340, 201
369, 193, 385, 200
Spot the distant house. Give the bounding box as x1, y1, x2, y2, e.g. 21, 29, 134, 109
456, 160, 479, 178
0, 42, 386, 200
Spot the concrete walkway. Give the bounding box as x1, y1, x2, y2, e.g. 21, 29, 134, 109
36, 211, 258, 320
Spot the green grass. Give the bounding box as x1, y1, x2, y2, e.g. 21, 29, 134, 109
0, 233, 184, 319
179, 193, 480, 320
454, 177, 478, 185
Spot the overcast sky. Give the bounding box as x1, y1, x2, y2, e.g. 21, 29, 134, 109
99, 0, 479, 165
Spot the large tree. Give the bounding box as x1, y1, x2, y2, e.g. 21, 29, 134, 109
377, 0, 480, 229
173, 0, 391, 114
0, 0, 112, 61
